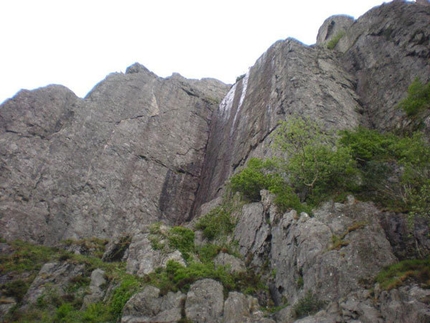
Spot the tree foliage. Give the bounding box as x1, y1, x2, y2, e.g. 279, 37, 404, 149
398, 78, 430, 117
230, 116, 430, 217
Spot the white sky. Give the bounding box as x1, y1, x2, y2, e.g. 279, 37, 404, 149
0, 0, 392, 104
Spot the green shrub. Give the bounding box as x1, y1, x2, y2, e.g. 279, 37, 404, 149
230, 158, 271, 201
340, 128, 430, 214
168, 226, 195, 261
273, 117, 358, 206
339, 126, 398, 162
293, 291, 326, 318
398, 78, 430, 117
195, 205, 236, 240
109, 274, 141, 317
327, 31, 345, 50
156, 259, 264, 296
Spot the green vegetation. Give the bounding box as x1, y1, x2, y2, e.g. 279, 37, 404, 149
230, 116, 430, 217
167, 226, 195, 261
0, 239, 143, 323
195, 204, 236, 240
229, 157, 307, 213
293, 291, 326, 319
376, 258, 430, 290
327, 31, 345, 50
144, 259, 264, 298
148, 223, 195, 260
273, 117, 358, 206
398, 78, 430, 117
339, 127, 430, 213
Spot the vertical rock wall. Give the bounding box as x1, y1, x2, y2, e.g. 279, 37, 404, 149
194, 38, 362, 213
0, 64, 228, 243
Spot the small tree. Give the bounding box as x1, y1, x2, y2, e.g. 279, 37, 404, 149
398, 78, 430, 117
273, 117, 358, 204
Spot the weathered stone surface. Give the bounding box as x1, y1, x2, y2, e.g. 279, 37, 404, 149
194, 37, 363, 214
185, 279, 224, 323
378, 212, 430, 260
0, 65, 228, 244
379, 285, 430, 323
316, 15, 354, 46
272, 200, 396, 305
223, 292, 275, 323
121, 285, 185, 323
125, 233, 185, 276
214, 252, 246, 274
0, 297, 16, 321
234, 202, 272, 269
102, 235, 131, 262
23, 262, 85, 306
338, 1, 430, 131
82, 269, 106, 309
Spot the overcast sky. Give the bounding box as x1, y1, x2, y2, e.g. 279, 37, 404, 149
0, 0, 392, 104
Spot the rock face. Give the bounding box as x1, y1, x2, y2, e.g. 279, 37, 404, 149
185, 279, 224, 323
0, 64, 228, 244
194, 38, 362, 211
316, 15, 354, 46
122, 286, 185, 323
0, 1, 430, 322
234, 195, 397, 305
337, 1, 430, 131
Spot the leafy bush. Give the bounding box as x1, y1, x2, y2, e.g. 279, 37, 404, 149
109, 274, 141, 318
273, 117, 358, 206
2, 279, 29, 303
195, 205, 236, 240
398, 78, 430, 117
230, 158, 271, 201
340, 128, 430, 213
167, 226, 195, 261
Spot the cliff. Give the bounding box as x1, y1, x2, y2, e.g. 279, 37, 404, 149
0, 1, 429, 322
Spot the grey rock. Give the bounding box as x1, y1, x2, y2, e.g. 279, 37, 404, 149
316, 15, 354, 46
379, 285, 430, 323
269, 200, 396, 305
223, 291, 275, 323
338, 1, 430, 132
214, 253, 246, 274
195, 37, 363, 212
102, 235, 131, 262
122, 285, 185, 323
272, 305, 296, 323
23, 262, 85, 306
0, 65, 228, 244
82, 269, 106, 309
185, 278, 224, 323
125, 233, 186, 276
378, 212, 430, 259
0, 297, 16, 321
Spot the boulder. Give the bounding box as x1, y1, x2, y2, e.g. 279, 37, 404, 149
125, 233, 186, 276
121, 285, 185, 323
81, 269, 106, 309
214, 253, 246, 274
185, 279, 224, 323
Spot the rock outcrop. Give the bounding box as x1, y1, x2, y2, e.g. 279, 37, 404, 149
0, 1, 429, 323
337, 1, 430, 131
0, 64, 228, 244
